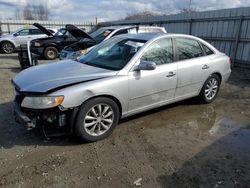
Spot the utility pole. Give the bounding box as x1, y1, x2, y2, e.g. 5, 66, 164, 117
189, 0, 192, 12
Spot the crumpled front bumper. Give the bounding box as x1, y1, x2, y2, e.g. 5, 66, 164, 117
13, 101, 36, 129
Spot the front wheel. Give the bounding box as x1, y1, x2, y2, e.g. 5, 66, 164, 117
44, 46, 58, 60
75, 97, 120, 142
199, 74, 221, 103
1, 41, 14, 53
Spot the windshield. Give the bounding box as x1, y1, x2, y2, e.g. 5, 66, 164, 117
81, 28, 114, 43
79, 37, 146, 70
54, 28, 66, 36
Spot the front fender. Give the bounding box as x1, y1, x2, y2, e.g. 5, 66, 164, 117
50, 76, 129, 116
0, 39, 17, 48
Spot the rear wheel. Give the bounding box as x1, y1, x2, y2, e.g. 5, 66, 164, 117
199, 74, 221, 103
44, 46, 58, 60
1, 41, 14, 53
75, 97, 120, 142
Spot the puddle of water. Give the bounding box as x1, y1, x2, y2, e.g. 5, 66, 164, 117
209, 117, 242, 136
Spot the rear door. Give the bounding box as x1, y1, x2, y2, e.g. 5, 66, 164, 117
128, 38, 177, 114
14, 29, 31, 46
174, 37, 211, 99
30, 29, 47, 40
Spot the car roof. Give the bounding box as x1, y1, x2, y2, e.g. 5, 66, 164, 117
117, 33, 205, 41
116, 33, 219, 52
101, 25, 164, 30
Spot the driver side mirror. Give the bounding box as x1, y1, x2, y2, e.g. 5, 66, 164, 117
13, 33, 19, 37
134, 60, 156, 71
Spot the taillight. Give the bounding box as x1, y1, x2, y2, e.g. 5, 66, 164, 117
229, 58, 232, 64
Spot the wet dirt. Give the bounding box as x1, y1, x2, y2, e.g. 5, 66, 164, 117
0, 54, 250, 188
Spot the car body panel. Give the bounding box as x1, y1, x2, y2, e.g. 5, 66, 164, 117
33, 23, 54, 36
13, 60, 118, 93
128, 63, 177, 115
65, 24, 94, 40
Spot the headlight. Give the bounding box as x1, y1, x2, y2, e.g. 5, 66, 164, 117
21, 96, 64, 109
34, 42, 41, 47
69, 51, 81, 60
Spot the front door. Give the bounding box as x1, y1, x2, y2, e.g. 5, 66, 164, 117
128, 38, 177, 115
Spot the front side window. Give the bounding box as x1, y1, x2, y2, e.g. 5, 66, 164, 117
79, 37, 146, 70
176, 38, 204, 61
141, 38, 173, 65
18, 29, 30, 36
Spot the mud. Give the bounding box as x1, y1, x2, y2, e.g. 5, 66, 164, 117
0, 54, 250, 188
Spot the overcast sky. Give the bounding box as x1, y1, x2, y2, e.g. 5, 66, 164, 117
0, 0, 250, 22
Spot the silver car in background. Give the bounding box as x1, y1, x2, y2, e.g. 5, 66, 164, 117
59, 25, 166, 60
12, 33, 231, 142
0, 27, 56, 53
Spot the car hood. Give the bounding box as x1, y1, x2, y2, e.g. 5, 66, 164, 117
65, 24, 94, 41
13, 60, 118, 93
33, 23, 54, 36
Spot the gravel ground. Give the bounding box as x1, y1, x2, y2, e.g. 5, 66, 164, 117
0, 53, 250, 188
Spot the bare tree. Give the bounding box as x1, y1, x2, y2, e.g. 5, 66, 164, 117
125, 10, 161, 20
15, 8, 21, 20
179, 7, 197, 13
21, 2, 49, 20
32, 3, 49, 20
23, 3, 34, 20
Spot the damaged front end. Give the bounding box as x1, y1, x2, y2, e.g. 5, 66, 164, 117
13, 90, 79, 138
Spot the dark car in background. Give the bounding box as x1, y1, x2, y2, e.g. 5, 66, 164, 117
60, 25, 167, 60
30, 23, 93, 60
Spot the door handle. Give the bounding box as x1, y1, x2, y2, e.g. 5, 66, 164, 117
202, 64, 209, 70
166, 72, 176, 77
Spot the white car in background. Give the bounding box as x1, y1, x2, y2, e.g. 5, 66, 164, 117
0, 27, 57, 53
60, 25, 166, 60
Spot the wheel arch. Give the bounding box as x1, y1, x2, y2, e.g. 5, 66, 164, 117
83, 94, 123, 119
198, 72, 222, 95
43, 43, 59, 53
0, 40, 16, 48
211, 72, 222, 83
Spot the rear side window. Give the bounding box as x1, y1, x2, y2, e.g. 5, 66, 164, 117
176, 38, 204, 61
201, 43, 214, 55
30, 29, 43, 35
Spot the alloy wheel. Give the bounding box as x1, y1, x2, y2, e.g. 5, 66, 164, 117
204, 78, 218, 100
84, 103, 114, 136
2, 42, 14, 53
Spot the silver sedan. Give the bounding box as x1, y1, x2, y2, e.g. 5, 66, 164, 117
13, 33, 231, 142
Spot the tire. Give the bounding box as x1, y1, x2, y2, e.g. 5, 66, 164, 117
75, 97, 120, 142
44, 46, 58, 60
199, 74, 221, 103
1, 41, 14, 53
